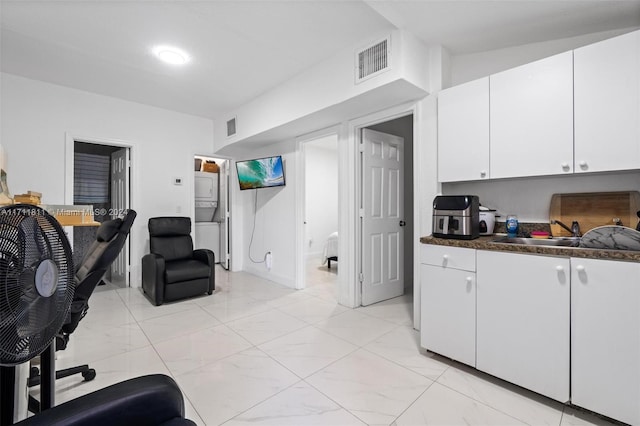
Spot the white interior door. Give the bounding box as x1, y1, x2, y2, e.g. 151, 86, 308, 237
110, 147, 130, 284
219, 161, 230, 269
361, 128, 404, 305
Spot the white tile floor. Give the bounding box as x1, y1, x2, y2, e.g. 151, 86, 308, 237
42, 263, 619, 426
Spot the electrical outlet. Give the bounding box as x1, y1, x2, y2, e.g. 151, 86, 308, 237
265, 251, 272, 270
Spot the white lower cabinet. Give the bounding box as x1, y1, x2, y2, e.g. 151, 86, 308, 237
571, 258, 640, 425
420, 245, 476, 367
420, 244, 640, 422
476, 250, 570, 402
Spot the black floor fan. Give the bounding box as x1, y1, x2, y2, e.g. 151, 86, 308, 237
0, 205, 74, 425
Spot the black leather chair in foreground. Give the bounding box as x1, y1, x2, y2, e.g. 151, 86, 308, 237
17, 374, 195, 426
28, 210, 137, 410
142, 217, 215, 306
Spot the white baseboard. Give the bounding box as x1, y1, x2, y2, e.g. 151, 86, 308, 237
243, 265, 296, 289
304, 251, 323, 259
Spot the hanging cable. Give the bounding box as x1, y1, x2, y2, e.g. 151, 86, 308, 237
248, 189, 266, 263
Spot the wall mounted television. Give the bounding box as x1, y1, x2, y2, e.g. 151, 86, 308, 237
236, 155, 285, 190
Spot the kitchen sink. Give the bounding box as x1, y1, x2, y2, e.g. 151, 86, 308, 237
490, 236, 581, 248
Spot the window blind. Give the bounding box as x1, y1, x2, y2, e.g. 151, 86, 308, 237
74, 152, 110, 204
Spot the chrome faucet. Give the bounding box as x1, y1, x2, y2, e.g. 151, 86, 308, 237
551, 219, 581, 237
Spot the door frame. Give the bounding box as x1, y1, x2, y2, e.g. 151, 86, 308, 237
293, 101, 420, 310
64, 133, 136, 285
295, 126, 342, 291
191, 153, 234, 270
348, 102, 418, 308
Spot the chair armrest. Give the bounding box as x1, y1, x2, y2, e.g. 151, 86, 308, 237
193, 249, 214, 266
193, 249, 215, 294
142, 253, 166, 306
17, 374, 195, 426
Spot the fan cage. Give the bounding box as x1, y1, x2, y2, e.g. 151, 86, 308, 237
0, 205, 74, 366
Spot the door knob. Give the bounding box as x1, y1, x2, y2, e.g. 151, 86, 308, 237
399, 220, 406, 227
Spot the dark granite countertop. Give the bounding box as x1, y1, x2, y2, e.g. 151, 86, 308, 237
420, 235, 640, 262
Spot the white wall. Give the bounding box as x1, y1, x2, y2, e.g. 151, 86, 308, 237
444, 172, 640, 223
214, 29, 430, 151
0, 73, 215, 285
237, 140, 297, 287
450, 27, 637, 87
304, 135, 338, 258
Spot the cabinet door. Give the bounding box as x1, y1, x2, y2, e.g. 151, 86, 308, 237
476, 251, 570, 402
571, 258, 640, 425
420, 264, 476, 367
438, 77, 490, 182
490, 51, 573, 178
574, 30, 640, 173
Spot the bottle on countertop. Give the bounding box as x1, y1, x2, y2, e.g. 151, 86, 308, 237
506, 215, 519, 237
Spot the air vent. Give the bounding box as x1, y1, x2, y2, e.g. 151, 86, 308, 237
356, 36, 390, 83
226, 117, 237, 137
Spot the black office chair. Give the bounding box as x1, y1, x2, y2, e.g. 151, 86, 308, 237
27, 210, 137, 411
17, 374, 195, 426
142, 217, 214, 306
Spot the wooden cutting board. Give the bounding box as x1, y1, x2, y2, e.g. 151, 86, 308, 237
549, 191, 640, 237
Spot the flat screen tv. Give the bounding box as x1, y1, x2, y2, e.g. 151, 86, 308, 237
236, 155, 285, 190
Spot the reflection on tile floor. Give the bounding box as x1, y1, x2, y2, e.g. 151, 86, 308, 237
43, 265, 618, 426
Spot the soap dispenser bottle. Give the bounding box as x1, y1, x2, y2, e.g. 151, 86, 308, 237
506, 215, 519, 237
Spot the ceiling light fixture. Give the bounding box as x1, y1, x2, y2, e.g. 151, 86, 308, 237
152, 45, 190, 65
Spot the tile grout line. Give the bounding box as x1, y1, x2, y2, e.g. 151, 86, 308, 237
115, 285, 209, 425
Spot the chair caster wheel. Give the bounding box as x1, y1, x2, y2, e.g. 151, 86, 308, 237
30, 366, 40, 377
82, 369, 96, 381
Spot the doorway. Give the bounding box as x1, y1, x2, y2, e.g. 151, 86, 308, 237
295, 107, 416, 312
73, 141, 131, 287
193, 155, 231, 270
302, 134, 339, 299
359, 114, 414, 306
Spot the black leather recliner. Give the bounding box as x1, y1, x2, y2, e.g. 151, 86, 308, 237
17, 374, 195, 426
142, 217, 214, 306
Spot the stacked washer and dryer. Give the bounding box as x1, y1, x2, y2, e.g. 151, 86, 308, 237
194, 168, 220, 262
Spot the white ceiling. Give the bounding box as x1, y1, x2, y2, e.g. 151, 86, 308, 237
1, 1, 639, 119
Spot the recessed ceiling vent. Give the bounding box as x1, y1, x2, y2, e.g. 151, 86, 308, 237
226, 117, 237, 137
356, 36, 391, 84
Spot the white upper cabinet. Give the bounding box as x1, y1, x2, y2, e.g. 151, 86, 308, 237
574, 30, 640, 173
438, 77, 490, 182
490, 51, 574, 178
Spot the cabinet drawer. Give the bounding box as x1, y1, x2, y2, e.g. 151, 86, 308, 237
421, 244, 475, 271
